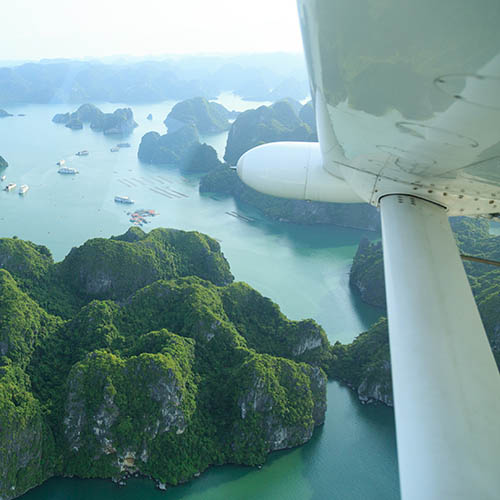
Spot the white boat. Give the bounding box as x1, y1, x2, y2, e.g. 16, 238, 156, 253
114, 195, 135, 204
110, 147, 119, 152
58, 167, 79, 175
76, 150, 89, 156
0, 175, 5, 181
4, 183, 16, 191
56, 159, 65, 166
19, 184, 29, 195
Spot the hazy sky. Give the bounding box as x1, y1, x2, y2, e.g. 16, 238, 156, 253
1, 0, 304, 61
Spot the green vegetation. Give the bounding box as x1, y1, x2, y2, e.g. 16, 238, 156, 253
0, 227, 327, 499
165, 97, 233, 134
0, 360, 56, 500
349, 239, 385, 307
328, 319, 392, 405
339, 216, 500, 404
349, 217, 491, 309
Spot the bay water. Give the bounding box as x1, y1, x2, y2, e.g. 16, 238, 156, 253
0, 94, 399, 499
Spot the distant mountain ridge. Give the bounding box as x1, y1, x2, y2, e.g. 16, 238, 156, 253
0, 55, 310, 106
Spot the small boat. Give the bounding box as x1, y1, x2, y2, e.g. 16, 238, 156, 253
58, 167, 79, 175
4, 183, 16, 191
0, 175, 6, 181
19, 184, 29, 195
110, 147, 119, 152
117, 142, 131, 148
56, 159, 65, 166
76, 150, 89, 156
114, 195, 135, 204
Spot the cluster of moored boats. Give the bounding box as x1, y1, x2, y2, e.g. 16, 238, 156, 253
127, 209, 157, 226
2, 142, 136, 200
1, 177, 29, 195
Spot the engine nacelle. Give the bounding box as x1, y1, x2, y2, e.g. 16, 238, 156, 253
236, 142, 362, 203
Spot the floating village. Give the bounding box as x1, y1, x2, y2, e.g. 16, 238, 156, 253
1, 141, 255, 226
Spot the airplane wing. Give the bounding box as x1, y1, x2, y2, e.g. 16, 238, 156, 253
236, 1, 500, 498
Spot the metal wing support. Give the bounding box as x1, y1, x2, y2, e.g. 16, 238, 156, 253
380, 194, 500, 499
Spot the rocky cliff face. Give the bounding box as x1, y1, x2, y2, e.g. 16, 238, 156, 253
63, 346, 196, 479
0, 364, 55, 500
231, 355, 326, 463
327, 319, 392, 406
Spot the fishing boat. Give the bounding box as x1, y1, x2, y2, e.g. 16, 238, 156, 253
117, 142, 131, 148
110, 147, 119, 152
0, 175, 6, 181
19, 184, 29, 195
76, 150, 89, 156
56, 159, 65, 166
114, 195, 135, 204
4, 183, 16, 191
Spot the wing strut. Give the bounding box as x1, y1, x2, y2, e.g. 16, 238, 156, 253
380, 194, 500, 500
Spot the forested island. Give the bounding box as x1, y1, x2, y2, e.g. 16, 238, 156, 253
138, 126, 222, 173
138, 97, 233, 173
52, 104, 138, 135
0, 155, 8, 168
223, 99, 316, 165
330, 217, 500, 406
0, 227, 330, 499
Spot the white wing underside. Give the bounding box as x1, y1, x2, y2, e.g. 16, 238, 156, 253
297, 0, 500, 215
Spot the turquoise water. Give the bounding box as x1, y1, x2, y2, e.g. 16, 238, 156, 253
0, 98, 399, 499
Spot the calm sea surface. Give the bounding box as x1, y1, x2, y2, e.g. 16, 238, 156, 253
0, 93, 399, 500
